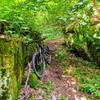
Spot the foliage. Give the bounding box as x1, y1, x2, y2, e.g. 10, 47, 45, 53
28, 70, 39, 88
36, 81, 54, 99
0, 0, 70, 42
63, 0, 100, 66
42, 26, 63, 41
0, 0, 42, 43
0, 0, 80, 41
1, 0, 100, 99
81, 85, 96, 94
55, 46, 100, 99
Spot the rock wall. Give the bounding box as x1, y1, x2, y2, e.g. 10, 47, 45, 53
0, 35, 36, 100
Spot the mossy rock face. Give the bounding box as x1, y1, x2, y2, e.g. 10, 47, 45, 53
0, 36, 35, 100
0, 37, 23, 100
0, 35, 38, 100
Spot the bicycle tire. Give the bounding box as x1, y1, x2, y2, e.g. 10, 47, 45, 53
32, 52, 46, 79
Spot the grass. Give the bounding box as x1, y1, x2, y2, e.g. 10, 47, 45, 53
35, 80, 54, 100
55, 46, 100, 99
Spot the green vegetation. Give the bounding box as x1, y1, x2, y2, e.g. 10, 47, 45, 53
56, 46, 100, 99
28, 70, 39, 88
63, 0, 100, 66
42, 26, 62, 41
35, 81, 54, 99
0, 0, 100, 99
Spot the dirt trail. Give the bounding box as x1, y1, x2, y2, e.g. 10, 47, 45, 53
41, 37, 87, 100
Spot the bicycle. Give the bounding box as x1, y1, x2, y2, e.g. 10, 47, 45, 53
21, 44, 51, 100
31, 44, 51, 79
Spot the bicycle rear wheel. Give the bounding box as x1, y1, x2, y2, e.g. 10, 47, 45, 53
32, 52, 46, 79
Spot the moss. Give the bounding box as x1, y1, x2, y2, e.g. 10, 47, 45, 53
0, 37, 23, 100
0, 34, 39, 99
9, 71, 18, 100
28, 70, 39, 88
0, 35, 37, 100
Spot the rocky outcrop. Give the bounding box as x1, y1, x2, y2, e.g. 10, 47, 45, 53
0, 35, 36, 100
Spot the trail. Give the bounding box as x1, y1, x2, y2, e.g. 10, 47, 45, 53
40, 37, 87, 100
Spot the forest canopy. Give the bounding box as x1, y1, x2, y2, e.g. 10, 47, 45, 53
0, 0, 99, 65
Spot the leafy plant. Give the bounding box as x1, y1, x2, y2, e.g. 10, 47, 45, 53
81, 85, 96, 94
63, 0, 100, 66
28, 70, 39, 88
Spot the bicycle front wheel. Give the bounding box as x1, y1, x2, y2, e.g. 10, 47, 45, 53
32, 52, 46, 79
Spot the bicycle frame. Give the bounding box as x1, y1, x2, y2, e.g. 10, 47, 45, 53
31, 44, 51, 79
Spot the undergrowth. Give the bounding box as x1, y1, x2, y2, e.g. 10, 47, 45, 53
35, 81, 54, 100
55, 46, 100, 99
41, 25, 63, 41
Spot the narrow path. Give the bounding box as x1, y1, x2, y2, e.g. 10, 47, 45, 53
41, 37, 87, 100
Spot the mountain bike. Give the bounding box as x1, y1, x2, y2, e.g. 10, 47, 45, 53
32, 44, 51, 79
